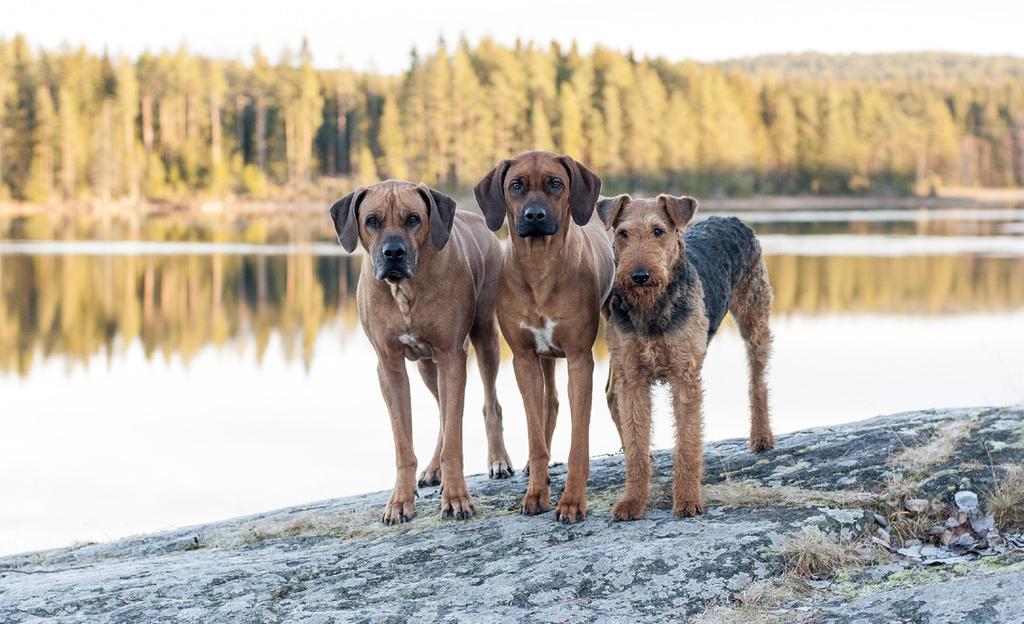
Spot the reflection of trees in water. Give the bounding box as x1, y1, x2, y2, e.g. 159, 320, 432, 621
2, 251, 1023, 375
767, 255, 1024, 314
0, 252, 360, 376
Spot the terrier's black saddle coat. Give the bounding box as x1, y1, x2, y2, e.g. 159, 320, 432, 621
608, 216, 760, 340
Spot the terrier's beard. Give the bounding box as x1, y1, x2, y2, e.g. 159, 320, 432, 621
616, 279, 667, 309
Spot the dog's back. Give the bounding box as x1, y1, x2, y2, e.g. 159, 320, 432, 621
684, 216, 761, 341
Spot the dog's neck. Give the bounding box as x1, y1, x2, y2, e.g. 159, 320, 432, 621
370, 244, 452, 333
386, 279, 416, 332
608, 258, 698, 336
508, 222, 580, 292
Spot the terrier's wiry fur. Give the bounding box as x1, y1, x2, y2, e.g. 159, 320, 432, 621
598, 193, 775, 521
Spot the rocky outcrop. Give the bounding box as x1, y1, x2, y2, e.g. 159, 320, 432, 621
1, 406, 1022, 623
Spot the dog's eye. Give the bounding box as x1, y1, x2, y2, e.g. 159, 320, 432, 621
508, 180, 523, 192
365, 215, 380, 229
406, 214, 421, 227
617, 230, 629, 240
653, 227, 664, 237
549, 178, 563, 190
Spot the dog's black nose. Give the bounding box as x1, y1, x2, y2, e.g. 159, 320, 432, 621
523, 205, 546, 222
382, 241, 406, 259
630, 268, 650, 285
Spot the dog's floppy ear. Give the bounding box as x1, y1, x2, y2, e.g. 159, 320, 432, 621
658, 194, 698, 230
329, 187, 366, 252
417, 183, 457, 250
558, 155, 603, 226
596, 194, 631, 228
474, 160, 510, 232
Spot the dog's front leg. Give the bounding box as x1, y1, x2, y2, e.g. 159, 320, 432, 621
437, 347, 474, 520
611, 373, 653, 521
556, 352, 594, 523
512, 351, 551, 515
670, 369, 705, 518
376, 356, 417, 525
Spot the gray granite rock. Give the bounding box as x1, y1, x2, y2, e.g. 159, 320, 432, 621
1, 405, 1022, 623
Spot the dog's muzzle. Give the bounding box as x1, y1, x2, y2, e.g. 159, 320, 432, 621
516, 203, 558, 237
374, 239, 415, 281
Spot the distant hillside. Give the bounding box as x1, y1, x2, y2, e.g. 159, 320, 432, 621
721, 51, 1024, 84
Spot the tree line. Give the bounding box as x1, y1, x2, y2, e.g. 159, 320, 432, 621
1, 36, 1023, 203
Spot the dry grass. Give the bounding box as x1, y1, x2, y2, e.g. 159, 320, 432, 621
777, 528, 860, 578
697, 605, 808, 624
735, 578, 804, 609
703, 480, 876, 508
988, 468, 1024, 531
890, 420, 974, 473
886, 512, 935, 547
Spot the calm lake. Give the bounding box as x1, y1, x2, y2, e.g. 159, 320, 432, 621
2, 204, 1023, 555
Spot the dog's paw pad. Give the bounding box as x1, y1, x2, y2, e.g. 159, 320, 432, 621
554, 500, 587, 524
488, 460, 514, 480
612, 498, 647, 521
417, 468, 442, 488
381, 500, 416, 526
520, 491, 551, 516
672, 500, 704, 518
441, 493, 475, 521
749, 434, 775, 453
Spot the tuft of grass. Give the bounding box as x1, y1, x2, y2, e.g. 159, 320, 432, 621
890, 420, 973, 474
777, 528, 859, 578
886, 511, 935, 547
734, 578, 804, 609
988, 468, 1024, 531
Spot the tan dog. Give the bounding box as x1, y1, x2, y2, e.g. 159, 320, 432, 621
475, 151, 613, 523
330, 180, 513, 525
598, 194, 774, 521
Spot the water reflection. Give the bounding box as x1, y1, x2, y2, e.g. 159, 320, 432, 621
2, 247, 1023, 376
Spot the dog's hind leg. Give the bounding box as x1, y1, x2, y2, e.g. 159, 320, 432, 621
415, 360, 444, 487
542, 356, 559, 454
471, 318, 514, 479
606, 363, 623, 444
730, 253, 775, 453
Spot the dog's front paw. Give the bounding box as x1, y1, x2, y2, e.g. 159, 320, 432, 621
382, 493, 416, 525
488, 457, 514, 480
555, 493, 587, 524
441, 487, 475, 521
520, 488, 551, 515
672, 497, 704, 518
749, 432, 775, 453
417, 465, 442, 488
612, 497, 647, 521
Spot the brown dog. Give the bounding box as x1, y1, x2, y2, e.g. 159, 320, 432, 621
598, 194, 774, 521
475, 151, 613, 523
330, 180, 513, 525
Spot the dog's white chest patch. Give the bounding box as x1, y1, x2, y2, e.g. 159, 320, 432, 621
519, 317, 561, 356
398, 334, 434, 361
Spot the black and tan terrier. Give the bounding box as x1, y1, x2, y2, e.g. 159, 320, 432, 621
597, 193, 775, 521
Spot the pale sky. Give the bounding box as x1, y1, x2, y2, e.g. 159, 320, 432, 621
2, 0, 1021, 72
